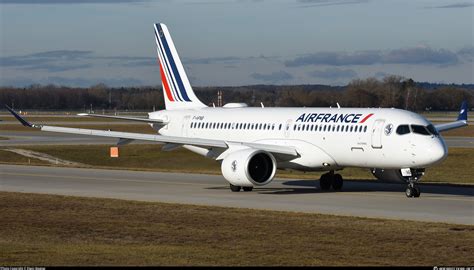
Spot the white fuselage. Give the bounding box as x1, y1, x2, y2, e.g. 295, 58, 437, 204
149, 106, 447, 171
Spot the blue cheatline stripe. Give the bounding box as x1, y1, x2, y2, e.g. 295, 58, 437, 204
154, 29, 183, 101
157, 24, 191, 102
155, 30, 182, 102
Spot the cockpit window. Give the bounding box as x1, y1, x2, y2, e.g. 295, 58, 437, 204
427, 124, 439, 136
396, 125, 410, 135
411, 125, 431, 136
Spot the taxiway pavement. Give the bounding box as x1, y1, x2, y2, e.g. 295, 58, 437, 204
1, 164, 472, 225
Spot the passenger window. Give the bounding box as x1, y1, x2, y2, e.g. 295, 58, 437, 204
411, 125, 430, 136
396, 125, 410, 135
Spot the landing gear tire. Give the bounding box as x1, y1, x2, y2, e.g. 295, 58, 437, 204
405, 185, 421, 198
319, 174, 331, 191
413, 186, 420, 198
230, 184, 241, 192
242, 186, 253, 192
402, 168, 424, 198
332, 174, 343, 191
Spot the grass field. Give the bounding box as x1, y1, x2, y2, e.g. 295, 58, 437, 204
0, 144, 471, 184
0, 191, 472, 266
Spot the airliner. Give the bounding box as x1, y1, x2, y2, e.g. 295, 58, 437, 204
6, 23, 469, 198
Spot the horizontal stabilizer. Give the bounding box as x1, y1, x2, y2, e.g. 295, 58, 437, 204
435, 101, 468, 132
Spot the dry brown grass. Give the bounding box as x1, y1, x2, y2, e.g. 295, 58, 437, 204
0, 149, 48, 165
0, 191, 472, 266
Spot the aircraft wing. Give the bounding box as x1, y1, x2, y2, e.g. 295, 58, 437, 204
5, 105, 298, 158
77, 113, 164, 124
434, 101, 468, 132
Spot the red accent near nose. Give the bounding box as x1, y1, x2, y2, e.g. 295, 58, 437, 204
359, 113, 374, 123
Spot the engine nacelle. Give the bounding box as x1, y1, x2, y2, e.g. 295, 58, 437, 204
221, 149, 276, 187
371, 168, 424, 183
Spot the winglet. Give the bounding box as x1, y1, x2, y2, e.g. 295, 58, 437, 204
457, 101, 468, 122
4, 105, 36, 128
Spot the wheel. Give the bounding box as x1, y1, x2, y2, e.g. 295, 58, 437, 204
230, 184, 241, 192
243, 186, 253, 192
320, 174, 331, 191
405, 187, 413, 198
413, 186, 420, 198
332, 174, 343, 191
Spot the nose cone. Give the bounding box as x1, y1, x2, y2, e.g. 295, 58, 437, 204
427, 138, 448, 165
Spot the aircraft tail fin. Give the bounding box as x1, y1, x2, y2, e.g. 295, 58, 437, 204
457, 100, 468, 121
154, 23, 207, 110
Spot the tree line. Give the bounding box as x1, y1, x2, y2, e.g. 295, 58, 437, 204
1, 76, 472, 112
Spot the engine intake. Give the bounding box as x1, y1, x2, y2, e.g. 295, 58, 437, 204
221, 149, 276, 187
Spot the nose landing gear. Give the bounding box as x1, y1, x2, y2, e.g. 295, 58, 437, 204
405, 183, 420, 198
402, 168, 424, 198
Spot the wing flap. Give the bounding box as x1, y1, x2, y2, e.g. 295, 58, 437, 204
77, 113, 164, 124
6, 105, 299, 159
41, 125, 227, 148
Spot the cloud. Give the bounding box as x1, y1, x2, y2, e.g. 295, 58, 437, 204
458, 46, 474, 60
285, 46, 461, 67
22, 63, 93, 72
0, 50, 95, 72
297, 0, 369, 7
183, 56, 242, 65
432, 2, 474, 8
1, 50, 156, 72
285, 51, 381, 66
308, 68, 357, 79
250, 71, 293, 82
46, 76, 144, 87
383, 47, 459, 65
0, 0, 148, 4
1, 76, 144, 87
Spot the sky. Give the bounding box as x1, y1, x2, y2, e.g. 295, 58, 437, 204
0, 0, 473, 87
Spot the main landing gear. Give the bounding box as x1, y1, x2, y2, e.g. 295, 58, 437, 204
319, 171, 343, 191
230, 184, 253, 192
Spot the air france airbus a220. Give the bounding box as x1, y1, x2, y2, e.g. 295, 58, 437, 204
6, 23, 469, 198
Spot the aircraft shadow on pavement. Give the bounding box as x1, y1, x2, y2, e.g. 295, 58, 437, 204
256, 179, 474, 196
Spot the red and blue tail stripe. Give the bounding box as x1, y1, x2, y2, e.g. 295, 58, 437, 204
153, 23, 206, 110
155, 24, 191, 102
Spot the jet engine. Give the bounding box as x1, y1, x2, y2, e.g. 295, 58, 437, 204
221, 149, 276, 187
371, 168, 424, 183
